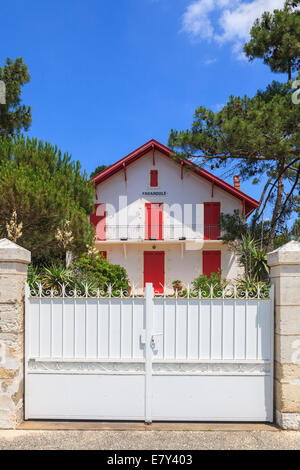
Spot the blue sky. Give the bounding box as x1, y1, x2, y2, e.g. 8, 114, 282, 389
0, 0, 287, 201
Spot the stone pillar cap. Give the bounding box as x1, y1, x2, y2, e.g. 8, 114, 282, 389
0, 238, 31, 264
267, 240, 300, 267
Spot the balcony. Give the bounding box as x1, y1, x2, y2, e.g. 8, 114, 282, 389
100, 224, 221, 242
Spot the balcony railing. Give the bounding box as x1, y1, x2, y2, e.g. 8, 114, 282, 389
101, 224, 221, 241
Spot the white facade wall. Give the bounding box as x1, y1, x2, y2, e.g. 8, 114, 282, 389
95, 150, 244, 288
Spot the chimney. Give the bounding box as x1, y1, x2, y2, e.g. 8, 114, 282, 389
233, 175, 240, 190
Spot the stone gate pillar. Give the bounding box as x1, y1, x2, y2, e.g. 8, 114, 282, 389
268, 241, 300, 430
0, 239, 31, 429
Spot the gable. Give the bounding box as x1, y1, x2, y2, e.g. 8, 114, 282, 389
92, 139, 259, 217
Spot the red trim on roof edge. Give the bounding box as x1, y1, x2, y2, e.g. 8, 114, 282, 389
91, 139, 259, 217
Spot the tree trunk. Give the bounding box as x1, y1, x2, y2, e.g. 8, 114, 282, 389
267, 169, 284, 252
251, 175, 273, 233
288, 66, 291, 82
66, 250, 73, 268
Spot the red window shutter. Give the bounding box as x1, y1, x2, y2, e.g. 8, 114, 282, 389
99, 251, 107, 259
150, 170, 158, 187
145, 203, 163, 240
90, 203, 106, 241
203, 250, 221, 277
204, 202, 220, 240
144, 251, 165, 293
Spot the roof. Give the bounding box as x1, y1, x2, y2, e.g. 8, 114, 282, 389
92, 138, 259, 217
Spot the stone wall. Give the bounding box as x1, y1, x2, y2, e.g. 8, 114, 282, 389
0, 239, 30, 429
268, 241, 300, 430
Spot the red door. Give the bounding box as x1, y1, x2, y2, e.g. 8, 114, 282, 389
204, 202, 220, 240
145, 203, 163, 240
144, 251, 165, 293
203, 250, 221, 277
90, 203, 106, 240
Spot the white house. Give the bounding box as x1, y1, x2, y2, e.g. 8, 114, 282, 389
90, 139, 258, 293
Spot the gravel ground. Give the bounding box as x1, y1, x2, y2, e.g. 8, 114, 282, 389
0, 430, 299, 450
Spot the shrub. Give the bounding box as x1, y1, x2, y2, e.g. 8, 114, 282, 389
27, 264, 42, 287
71, 253, 129, 293
27, 253, 129, 296
191, 271, 227, 298
235, 277, 270, 299
235, 235, 269, 282
40, 264, 73, 294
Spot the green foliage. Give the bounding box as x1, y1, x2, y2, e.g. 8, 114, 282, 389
190, 271, 270, 299
0, 135, 95, 264
244, 1, 300, 80
219, 210, 248, 242
172, 280, 182, 286
41, 264, 73, 291
168, 79, 300, 249
90, 165, 108, 179
0, 58, 32, 136
192, 271, 226, 298
27, 264, 42, 287
235, 235, 269, 282
71, 253, 129, 293
236, 277, 270, 299
28, 254, 130, 295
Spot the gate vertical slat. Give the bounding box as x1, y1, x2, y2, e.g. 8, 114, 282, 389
62, 299, 64, 360
73, 299, 76, 358
84, 298, 87, 359
108, 298, 111, 358
233, 300, 236, 360
50, 297, 53, 359
120, 300, 122, 358
38, 296, 41, 358
163, 298, 166, 360
221, 300, 224, 360
256, 299, 259, 360
198, 300, 201, 360
209, 300, 212, 360
131, 300, 134, 359
97, 299, 100, 359
144, 283, 153, 423
186, 300, 189, 359
245, 301, 247, 359
174, 298, 177, 359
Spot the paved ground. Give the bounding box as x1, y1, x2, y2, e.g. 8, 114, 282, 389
0, 423, 299, 450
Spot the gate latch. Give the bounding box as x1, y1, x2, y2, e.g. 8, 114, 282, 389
151, 332, 163, 347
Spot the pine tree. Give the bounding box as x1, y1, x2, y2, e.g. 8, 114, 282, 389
90, 164, 107, 179
0, 58, 32, 136
168, 80, 300, 250
244, 1, 300, 80
0, 135, 95, 263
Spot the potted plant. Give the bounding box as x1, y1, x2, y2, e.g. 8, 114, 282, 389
172, 280, 183, 293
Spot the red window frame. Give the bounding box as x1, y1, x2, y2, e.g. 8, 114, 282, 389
144, 251, 165, 294
203, 250, 221, 277
145, 203, 163, 240
150, 170, 158, 187
204, 202, 220, 240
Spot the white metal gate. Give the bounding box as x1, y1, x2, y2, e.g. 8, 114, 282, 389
25, 283, 274, 422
